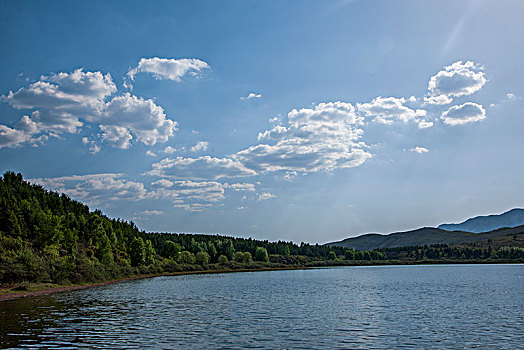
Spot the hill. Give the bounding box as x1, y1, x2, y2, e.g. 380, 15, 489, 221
438, 208, 524, 233
327, 226, 524, 251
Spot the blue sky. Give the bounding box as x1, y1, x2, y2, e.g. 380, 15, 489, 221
1, 0, 523, 243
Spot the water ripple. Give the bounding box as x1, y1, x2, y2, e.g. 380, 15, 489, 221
0, 265, 523, 349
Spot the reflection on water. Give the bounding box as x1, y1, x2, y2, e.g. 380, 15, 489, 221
1, 265, 522, 349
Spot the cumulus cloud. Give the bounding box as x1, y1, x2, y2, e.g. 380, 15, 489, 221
148, 156, 256, 180
0, 69, 116, 148
0, 69, 178, 149
163, 146, 177, 154
235, 101, 371, 174
409, 146, 429, 154
190, 141, 208, 152
0, 124, 32, 149
29, 174, 148, 206
101, 93, 178, 148
357, 96, 427, 124
441, 102, 486, 125
146, 150, 157, 157
127, 57, 210, 82
258, 192, 276, 201
426, 61, 486, 104
417, 120, 434, 129
240, 92, 262, 100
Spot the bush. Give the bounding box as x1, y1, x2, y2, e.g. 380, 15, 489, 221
217, 255, 228, 264
255, 247, 269, 262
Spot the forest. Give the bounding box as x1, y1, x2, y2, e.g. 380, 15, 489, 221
1, 171, 522, 287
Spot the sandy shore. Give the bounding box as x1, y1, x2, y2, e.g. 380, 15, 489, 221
0, 266, 308, 302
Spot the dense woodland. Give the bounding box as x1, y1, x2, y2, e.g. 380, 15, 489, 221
1, 171, 522, 286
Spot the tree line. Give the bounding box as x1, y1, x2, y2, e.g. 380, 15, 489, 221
0, 172, 383, 285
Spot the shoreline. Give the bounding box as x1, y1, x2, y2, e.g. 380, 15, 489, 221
1, 261, 521, 302
0, 266, 308, 302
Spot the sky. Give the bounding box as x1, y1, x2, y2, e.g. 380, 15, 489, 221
1, 0, 523, 244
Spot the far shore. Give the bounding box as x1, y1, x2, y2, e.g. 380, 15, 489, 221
1, 260, 521, 302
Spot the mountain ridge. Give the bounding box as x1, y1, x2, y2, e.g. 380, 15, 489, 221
327, 225, 524, 251
438, 208, 524, 233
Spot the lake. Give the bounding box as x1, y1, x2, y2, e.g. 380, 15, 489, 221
0, 264, 522, 349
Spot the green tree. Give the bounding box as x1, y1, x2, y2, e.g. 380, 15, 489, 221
243, 252, 253, 263
233, 251, 245, 262
179, 251, 196, 264
218, 239, 235, 259
130, 237, 146, 266
284, 245, 290, 256
255, 247, 269, 262
217, 255, 228, 264
327, 251, 337, 260
144, 239, 155, 265
162, 240, 181, 259
195, 251, 210, 265
97, 233, 114, 265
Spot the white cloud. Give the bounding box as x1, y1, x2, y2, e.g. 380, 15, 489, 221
142, 210, 164, 216
81, 137, 101, 153
237, 206, 247, 210
127, 57, 210, 82
223, 183, 256, 191
151, 179, 226, 211
28, 174, 148, 206
146, 150, 157, 157
258, 192, 276, 201
1, 69, 116, 147
417, 120, 434, 129
0, 124, 32, 149
173, 203, 212, 212
1, 69, 178, 149
426, 61, 486, 104
163, 146, 177, 154
235, 101, 371, 174
190, 140, 208, 152
101, 93, 178, 148
357, 96, 427, 124
409, 146, 429, 154
148, 156, 256, 180
423, 95, 453, 105
441, 102, 486, 125
89, 144, 101, 153
240, 92, 262, 100
151, 179, 174, 187
99, 125, 133, 149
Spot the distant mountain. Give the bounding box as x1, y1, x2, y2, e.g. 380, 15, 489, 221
327, 225, 524, 251
438, 208, 524, 233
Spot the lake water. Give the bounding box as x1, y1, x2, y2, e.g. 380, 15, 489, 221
0, 264, 522, 349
